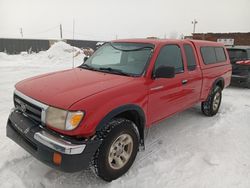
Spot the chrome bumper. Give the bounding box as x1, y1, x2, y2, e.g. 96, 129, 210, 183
34, 131, 86, 155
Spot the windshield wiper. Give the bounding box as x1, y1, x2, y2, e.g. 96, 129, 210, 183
79, 65, 131, 76
99, 67, 131, 76
79, 64, 97, 70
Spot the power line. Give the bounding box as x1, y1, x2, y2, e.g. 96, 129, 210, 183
72, 19, 75, 68
63, 30, 108, 40
27, 25, 59, 36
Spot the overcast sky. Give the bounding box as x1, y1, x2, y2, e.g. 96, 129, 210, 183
0, 0, 249, 41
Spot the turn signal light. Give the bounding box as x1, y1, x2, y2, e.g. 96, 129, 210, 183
53, 152, 62, 165
70, 114, 83, 127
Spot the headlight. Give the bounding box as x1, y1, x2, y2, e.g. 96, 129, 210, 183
46, 106, 84, 130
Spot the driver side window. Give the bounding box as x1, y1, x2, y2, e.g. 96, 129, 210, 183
154, 45, 184, 74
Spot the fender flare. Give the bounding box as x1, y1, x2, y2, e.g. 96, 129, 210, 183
205, 77, 225, 100
96, 104, 146, 142
212, 77, 225, 90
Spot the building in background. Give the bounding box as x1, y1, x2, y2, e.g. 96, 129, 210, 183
188, 32, 250, 46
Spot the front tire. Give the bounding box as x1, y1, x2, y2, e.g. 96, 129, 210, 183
201, 86, 222, 116
93, 118, 139, 182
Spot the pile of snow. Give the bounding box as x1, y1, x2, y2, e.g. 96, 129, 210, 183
0, 52, 9, 58
45, 41, 81, 60
37, 41, 84, 67
0, 46, 250, 188
0, 41, 84, 69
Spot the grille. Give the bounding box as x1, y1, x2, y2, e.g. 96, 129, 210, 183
14, 94, 42, 123
9, 121, 38, 151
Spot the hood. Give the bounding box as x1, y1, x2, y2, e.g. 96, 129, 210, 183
16, 68, 133, 109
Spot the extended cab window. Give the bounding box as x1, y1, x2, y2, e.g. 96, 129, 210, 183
201, 47, 217, 64
154, 45, 184, 74
184, 44, 197, 71
215, 47, 226, 62
201, 46, 226, 64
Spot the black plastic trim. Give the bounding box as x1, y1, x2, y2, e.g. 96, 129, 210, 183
212, 77, 225, 90
6, 110, 101, 172
96, 104, 146, 143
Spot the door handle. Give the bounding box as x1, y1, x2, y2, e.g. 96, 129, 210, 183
182, 79, 188, 85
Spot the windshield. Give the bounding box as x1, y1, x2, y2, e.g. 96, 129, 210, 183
247, 50, 250, 59
82, 42, 154, 76
227, 49, 249, 63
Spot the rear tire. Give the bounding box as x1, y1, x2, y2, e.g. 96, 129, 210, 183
93, 118, 139, 182
201, 86, 222, 116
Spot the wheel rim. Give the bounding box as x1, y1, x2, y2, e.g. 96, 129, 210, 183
108, 133, 133, 170
212, 92, 221, 111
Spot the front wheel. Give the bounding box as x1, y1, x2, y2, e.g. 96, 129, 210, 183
201, 86, 222, 116
93, 118, 139, 182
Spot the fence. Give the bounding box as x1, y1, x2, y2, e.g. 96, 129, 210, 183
0, 38, 100, 54
66, 39, 98, 50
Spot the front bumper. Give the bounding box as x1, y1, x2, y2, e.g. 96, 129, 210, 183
6, 109, 101, 172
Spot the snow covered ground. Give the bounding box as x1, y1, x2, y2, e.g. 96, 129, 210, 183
0, 42, 250, 188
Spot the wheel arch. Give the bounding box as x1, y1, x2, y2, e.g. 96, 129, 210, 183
213, 77, 225, 90
203, 77, 225, 102
96, 104, 146, 146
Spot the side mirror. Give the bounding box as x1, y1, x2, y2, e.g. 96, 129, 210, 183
154, 66, 175, 79
83, 56, 89, 63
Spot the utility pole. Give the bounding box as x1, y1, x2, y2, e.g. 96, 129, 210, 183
73, 20, 75, 41
72, 19, 75, 68
60, 24, 63, 39
180, 33, 184, 39
191, 19, 198, 34
20, 28, 23, 38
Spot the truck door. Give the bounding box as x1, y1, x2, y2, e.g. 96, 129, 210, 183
181, 43, 203, 106
148, 44, 188, 124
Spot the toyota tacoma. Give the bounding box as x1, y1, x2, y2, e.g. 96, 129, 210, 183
7, 39, 232, 181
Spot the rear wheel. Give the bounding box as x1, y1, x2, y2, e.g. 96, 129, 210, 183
201, 86, 222, 116
93, 118, 139, 182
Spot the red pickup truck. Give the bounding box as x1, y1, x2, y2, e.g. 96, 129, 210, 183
7, 39, 231, 181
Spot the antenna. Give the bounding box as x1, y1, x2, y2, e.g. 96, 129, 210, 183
72, 19, 75, 68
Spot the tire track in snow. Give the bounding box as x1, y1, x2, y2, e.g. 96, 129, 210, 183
0, 154, 32, 173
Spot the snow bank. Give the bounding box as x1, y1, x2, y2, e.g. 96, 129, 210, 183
36, 41, 84, 67
45, 41, 81, 60
0, 41, 84, 68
